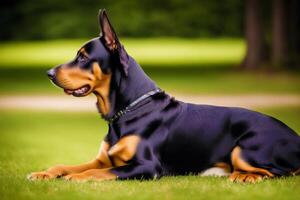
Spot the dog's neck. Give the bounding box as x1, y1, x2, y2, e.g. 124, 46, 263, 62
96, 56, 157, 120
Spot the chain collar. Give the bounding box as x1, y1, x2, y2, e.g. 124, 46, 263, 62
106, 88, 162, 124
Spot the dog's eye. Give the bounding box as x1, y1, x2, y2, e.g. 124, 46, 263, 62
77, 54, 88, 63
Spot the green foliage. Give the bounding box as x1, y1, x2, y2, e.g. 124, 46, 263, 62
0, 109, 299, 200
0, 38, 245, 67
1, 0, 244, 40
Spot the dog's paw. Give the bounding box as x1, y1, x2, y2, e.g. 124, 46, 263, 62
27, 171, 57, 180
27, 165, 67, 181
229, 172, 265, 183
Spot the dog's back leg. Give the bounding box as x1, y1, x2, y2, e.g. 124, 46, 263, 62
229, 146, 274, 183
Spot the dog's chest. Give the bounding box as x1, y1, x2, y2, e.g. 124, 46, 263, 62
109, 135, 141, 166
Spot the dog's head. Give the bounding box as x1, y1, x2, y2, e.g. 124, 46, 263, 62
47, 9, 129, 98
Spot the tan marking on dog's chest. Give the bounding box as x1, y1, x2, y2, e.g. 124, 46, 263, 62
108, 135, 141, 167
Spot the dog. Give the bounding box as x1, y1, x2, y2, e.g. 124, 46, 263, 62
28, 9, 300, 183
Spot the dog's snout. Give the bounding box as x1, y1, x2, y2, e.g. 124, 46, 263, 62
47, 68, 56, 80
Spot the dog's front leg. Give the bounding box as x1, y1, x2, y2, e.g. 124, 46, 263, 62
64, 161, 161, 181
28, 141, 112, 180
63, 136, 162, 181
64, 168, 116, 181
27, 160, 99, 180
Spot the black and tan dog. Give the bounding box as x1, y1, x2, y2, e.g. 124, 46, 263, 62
28, 9, 300, 183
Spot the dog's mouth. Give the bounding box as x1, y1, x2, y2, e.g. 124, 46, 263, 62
63, 85, 91, 97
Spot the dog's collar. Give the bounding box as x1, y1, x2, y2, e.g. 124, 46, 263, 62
105, 88, 162, 124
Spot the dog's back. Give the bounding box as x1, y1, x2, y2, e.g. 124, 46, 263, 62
161, 102, 300, 176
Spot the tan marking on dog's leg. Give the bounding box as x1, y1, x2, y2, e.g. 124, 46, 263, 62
229, 146, 274, 183
64, 168, 117, 181
231, 146, 274, 176
28, 160, 101, 181
108, 135, 141, 166
112, 157, 127, 167
96, 141, 113, 168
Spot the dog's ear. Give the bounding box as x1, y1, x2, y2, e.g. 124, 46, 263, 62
99, 9, 117, 51
99, 9, 129, 76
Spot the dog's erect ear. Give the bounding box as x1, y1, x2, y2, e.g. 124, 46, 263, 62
99, 9, 129, 76
99, 9, 117, 51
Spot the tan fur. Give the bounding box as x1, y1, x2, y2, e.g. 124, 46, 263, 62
214, 162, 231, 172
108, 135, 141, 167
65, 135, 141, 181
230, 146, 274, 183
79, 48, 90, 58
55, 59, 112, 115
92, 62, 112, 115
28, 159, 104, 180
230, 171, 264, 183
56, 66, 95, 90
64, 168, 117, 181
96, 141, 113, 168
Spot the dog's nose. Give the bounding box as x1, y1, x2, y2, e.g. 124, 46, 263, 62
47, 68, 56, 80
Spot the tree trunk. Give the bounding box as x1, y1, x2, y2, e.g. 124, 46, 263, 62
271, 0, 287, 67
241, 0, 264, 70
286, 0, 300, 68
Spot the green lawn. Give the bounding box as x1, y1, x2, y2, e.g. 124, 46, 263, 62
0, 38, 244, 68
0, 108, 299, 200
1, 38, 299, 200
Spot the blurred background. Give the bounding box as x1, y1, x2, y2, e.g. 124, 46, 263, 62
0, 0, 300, 150
0, 0, 299, 95
0, 0, 300, 198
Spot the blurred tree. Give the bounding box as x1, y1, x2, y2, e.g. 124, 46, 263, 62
272, 0, 287, 67
285, 0, 300, 69
241, 0, 300, 69
241, 0, 264, 69
0, 0, 244, 40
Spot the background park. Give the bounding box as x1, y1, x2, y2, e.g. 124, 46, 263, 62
0, 0, 299, 199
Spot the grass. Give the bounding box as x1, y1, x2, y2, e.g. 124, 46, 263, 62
0, 107, 299, 200
0, 38, 245, 68
0, 68, 299, 95
1, 37, 299, 199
